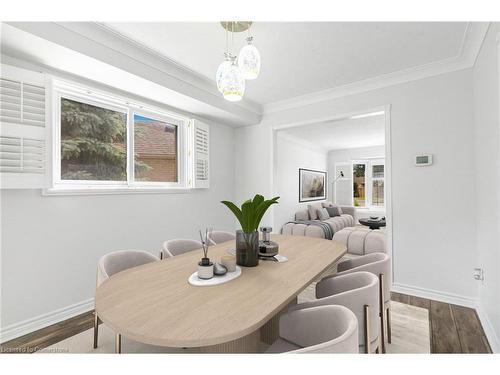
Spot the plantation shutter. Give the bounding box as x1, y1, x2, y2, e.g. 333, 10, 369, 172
192, 119, 209, 188
0, 64, 46, 188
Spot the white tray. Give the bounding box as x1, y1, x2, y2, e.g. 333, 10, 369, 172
188, 266, 242, 286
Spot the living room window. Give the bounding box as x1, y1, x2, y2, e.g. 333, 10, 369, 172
49, 80, 192, 193
352, 159, 385, 208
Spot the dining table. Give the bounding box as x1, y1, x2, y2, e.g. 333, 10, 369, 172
95, 234, 346, 353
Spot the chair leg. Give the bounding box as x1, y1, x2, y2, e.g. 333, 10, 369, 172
93, 312, 99, 349
387, 306, 392, 344
115, 333, 122, 354
160, 251, 163, 260
364, 304, 370, 354
379, 273, 386, 353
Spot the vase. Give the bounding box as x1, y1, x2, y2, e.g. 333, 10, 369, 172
236, 230, 259, 267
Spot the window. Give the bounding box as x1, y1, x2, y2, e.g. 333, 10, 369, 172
60, 98, 128, 182
351, 159, 385, 208
352, 163, 366, 207
133, 114, 178, 183
49, 80, 208, 193
371, 163, 384, 206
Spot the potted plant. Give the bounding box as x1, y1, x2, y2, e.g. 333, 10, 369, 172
221, 195, 279, 267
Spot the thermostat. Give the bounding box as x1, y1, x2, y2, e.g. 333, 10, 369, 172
415, 154, 433, 166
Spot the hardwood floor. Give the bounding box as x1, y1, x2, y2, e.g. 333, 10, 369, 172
391, 292, 491, 353
1, 293, 492, 354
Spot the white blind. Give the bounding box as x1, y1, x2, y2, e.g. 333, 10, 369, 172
0, 64, 46, 189
193, 120, 209, 188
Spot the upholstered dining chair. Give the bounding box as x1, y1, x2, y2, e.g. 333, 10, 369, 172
332, 252, 391, 353
266, 305, 359, 353
94, 250, 159, 350
207, 230, 235, 245
161, 239, 202, 259
290, 271, 380, 353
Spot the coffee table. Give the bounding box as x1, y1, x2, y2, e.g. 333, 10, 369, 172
358, 217, 386, 230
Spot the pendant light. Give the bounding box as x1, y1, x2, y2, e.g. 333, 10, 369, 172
217, 21, 260, 101
220, 55, 245, 102
238, 36, 261, 80
216, 53, 233, 93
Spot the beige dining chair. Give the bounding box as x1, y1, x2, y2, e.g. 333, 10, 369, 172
94, 249, 159, 351
332, 252, 391, 353
207, 230, 235, 245
266, 305, 359, 353
290, 271, 380, 353
161, 239, 202, 259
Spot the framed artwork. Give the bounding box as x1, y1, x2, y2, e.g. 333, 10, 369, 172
299, 168, 327, 202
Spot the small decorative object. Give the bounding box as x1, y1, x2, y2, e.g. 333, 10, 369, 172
221, 194, 280, 267
197, 228, 214, 279
188, 266, 242, 287
259, 226, 279, 258
299, 168, 327, 202
214, 263, 228, 276
220, 255, 236, 272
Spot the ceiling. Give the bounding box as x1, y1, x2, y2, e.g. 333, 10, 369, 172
104, 22, 469, 105
279, 113, 385, 151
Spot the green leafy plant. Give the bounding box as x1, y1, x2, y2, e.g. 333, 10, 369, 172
221, 194, 280, 233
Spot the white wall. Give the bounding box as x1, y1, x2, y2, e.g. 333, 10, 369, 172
327, 145, 385, 203
236, 68, 478, 303
472, 23, 500, 352
0, 121, 236, 333
274, 134, 328, 230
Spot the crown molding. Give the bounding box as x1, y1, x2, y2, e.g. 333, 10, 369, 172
263, 22, 490, 115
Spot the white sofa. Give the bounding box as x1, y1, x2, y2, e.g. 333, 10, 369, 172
281, 202, 356, 239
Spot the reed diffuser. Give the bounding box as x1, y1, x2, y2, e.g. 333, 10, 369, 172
197, 228, 214, 279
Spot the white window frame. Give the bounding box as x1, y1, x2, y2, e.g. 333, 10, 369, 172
46, 79, 190, 194
351, 158, 385, 209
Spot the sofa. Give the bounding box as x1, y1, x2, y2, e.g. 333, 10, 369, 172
281, 202, 356, 239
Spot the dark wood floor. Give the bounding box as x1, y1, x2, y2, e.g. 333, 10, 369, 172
391, 292, 491, 353
1, 293, 492, 354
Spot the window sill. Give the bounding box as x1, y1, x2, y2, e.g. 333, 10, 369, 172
42, 186, 193, 196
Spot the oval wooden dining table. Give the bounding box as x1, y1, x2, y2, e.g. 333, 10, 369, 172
95, 234, 346, 353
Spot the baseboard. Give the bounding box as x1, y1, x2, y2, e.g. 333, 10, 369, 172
0, 298, 94, 343
391, 283, 477, 308
476, 304, 500, 353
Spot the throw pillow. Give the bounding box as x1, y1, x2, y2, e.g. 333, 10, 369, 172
326, 206, 341, 217
307, 204, 322, 220
322, 202, 334, 208
317, 208, 330, 221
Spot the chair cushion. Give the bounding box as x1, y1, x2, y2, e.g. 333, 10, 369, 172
266, 338, 302, 353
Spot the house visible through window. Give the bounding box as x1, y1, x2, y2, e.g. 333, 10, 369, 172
134, 114, 178, 183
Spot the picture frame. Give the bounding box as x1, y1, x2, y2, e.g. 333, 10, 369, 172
299, 168, 327, 202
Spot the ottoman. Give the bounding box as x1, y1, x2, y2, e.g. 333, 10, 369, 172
333, 227, 386, 255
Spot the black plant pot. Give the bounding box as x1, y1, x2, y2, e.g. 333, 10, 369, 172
236, 230, 259, 267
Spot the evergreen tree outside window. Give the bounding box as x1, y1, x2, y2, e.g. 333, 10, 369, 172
60, 98, 127, 181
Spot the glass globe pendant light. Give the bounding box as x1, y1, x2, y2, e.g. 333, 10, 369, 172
216, 52, 233, 93
238, 36, 261, 80
220, 55, 245, 102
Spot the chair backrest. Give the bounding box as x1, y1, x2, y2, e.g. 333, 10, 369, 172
162, 239, 202, 258
97, 250, 159, 287
336, 252, 391, 302
279, 305, 358, 353
208, 231, 235, 245
295, 271, 379, 352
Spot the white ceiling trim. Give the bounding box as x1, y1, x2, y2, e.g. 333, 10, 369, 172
263, 22, 490, 115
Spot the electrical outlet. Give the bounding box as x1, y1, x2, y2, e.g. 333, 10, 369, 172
474, 268, 484, 282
